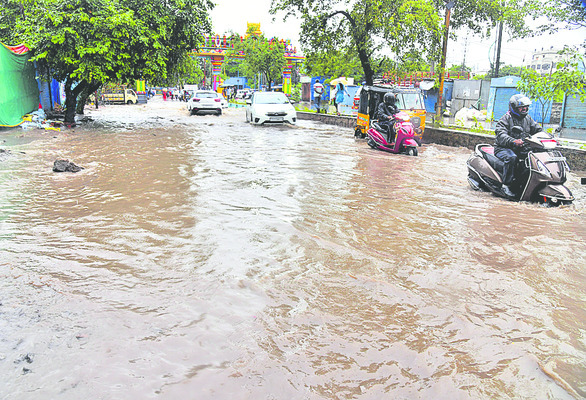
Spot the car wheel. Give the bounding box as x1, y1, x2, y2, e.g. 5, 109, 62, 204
216, 109, 222, 116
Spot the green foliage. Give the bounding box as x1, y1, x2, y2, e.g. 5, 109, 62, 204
304, 49, 363, 83
270, 0, 442, 85
290, 83, 302, 102
0, 0, 26, 43
517, 47, 586, 125
441, 0, 542, 38
227, 31, 286, 90
499, 65, 522, 77
448, 64, 471, 73
270, 0, 543, 85
540, 0, 586, 30
1, 0, 213, 122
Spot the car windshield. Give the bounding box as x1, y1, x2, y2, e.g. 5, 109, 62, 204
195, 92, 217, 98
254, 93, 289, 104
398, 92, 424, 110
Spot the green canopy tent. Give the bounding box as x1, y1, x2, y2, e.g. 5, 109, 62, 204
0, 43, 39, 127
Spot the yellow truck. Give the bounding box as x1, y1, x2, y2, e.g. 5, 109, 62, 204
102, 88, 138, 104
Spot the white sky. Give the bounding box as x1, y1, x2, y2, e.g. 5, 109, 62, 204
210, 0, 586, 73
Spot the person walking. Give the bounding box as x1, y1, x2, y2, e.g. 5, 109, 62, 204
313, 79, 324, 113
334, 82, 350, 115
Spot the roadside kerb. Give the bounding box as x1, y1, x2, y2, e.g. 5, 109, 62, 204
297, 111, 355, 128
296, 112, 586, 172
424, 126, 586, 172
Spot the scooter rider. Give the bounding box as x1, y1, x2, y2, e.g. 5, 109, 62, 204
376, 92, 400, 143
494, 94, 542, 198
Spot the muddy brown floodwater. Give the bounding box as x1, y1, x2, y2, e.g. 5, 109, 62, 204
0, 97, 585, 399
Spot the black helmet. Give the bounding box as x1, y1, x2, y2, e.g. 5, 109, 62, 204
509, 94, 531, 117
384, 92, 397, 106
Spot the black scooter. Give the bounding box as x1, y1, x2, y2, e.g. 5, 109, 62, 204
466, 128, 574, 206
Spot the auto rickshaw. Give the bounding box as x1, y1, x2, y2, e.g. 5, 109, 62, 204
354, 85, 426, 140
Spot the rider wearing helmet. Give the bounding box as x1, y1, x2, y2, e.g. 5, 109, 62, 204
376, 92, 400, 142
494, 94, 542, 198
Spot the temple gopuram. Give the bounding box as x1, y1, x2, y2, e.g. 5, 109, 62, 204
195, 23, 305, 94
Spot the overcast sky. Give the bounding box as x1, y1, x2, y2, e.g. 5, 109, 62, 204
210, 0, 586, 73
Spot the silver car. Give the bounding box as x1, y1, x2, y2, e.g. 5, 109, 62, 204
187, 90, 222, 116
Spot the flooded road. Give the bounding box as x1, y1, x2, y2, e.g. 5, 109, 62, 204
1, 98, 585, 399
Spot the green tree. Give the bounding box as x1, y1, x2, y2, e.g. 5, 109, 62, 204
0, 0, 25, 42
499, 65, 522, 77
303, 48, 364, 83
517, 47, 586, 125
270, 0, 544, 86
542, 0, 586, 30
227, 28, 286, 90
2, 0, 213, 122
270, 0, 442, 86
448, 64, 471, 72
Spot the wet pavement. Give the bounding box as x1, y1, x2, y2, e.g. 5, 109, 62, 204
0, 97, 585, 399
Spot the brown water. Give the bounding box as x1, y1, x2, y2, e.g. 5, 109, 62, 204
1, 98, 585, 399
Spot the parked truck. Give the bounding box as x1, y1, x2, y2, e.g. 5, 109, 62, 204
102, 88, 138, 104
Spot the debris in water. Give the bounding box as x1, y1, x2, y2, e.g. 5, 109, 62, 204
53, 159, 84, 173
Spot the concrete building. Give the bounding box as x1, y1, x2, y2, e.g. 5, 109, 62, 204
527, 46, 563, 75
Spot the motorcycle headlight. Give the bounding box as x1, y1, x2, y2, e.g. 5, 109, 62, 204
410, 116, 421, 128
536, 159, 552, 179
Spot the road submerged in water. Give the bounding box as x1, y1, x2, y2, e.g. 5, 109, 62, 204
0, 97, 585, 399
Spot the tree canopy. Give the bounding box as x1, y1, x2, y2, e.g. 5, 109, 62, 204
270, 0, 442, 85
303, 48, 364, 82
227, 28, 286, 90
0, 0, 214, 122
541, 0, 586, 30
517, 47, 586, 125
269, 0, 550, 84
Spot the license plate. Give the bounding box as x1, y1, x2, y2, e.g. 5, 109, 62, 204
269, 117, 283, 121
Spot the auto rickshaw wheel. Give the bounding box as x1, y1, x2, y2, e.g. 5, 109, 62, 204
354, 128, 365, 138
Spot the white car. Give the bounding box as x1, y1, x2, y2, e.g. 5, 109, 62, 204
245, 92, 297, 125
187, 90, 222, 116
236, 89, 248, 99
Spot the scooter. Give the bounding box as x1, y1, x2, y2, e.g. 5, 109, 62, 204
365, 111, 420, 156
466, 129, 574, 205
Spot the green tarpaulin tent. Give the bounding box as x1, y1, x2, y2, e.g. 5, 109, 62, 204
0, 43, 39, 127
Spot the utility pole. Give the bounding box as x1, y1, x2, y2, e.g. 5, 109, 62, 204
461, 34, 468, 77
494, 21, 503, 78
436, 1, 454, 121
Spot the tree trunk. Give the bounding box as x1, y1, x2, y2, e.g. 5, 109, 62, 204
63, 79, 91, 123
75, 82, 101, 115
64, 79, 77, 123
357, 47, 374, 86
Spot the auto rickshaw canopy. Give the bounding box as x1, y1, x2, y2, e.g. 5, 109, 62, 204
357, 85, 425, 119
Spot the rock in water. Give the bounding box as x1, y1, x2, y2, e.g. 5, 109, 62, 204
53, 159, 83, 173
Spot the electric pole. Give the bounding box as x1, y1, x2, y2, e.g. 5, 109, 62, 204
436, 1, 454, 121
494, 21, 503, 78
